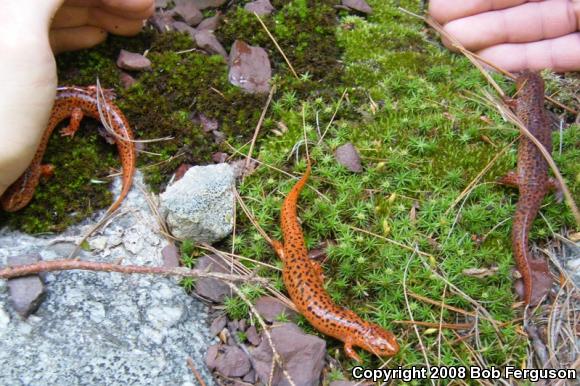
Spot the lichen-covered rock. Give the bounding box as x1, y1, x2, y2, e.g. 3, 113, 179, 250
160, 163, 235, 243
228, 40, 272, 94
0, 172, 215, 385
251, 323, 326, 386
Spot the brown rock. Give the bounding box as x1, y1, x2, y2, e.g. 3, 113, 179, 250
197, 12, 222, 31
251, 323, 326, 386
212, 152, 228, 163
228, 40, 271, 94
173, 1, 203, 25
194, 254, 234, 302
254, 296, 297, 323
173, 163, 193, 182
6, 254, 45, 317
210, 314, 227, 336
161, 243, 180, 268
342, 0, 372, 14
195, 30, 228, 58
334, 142, 363, 172
116, 49, 152, 71
245, 325, 261, 346
244, 0, 274, 16
216, 346, 252, 378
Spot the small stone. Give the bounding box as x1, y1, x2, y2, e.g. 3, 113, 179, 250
195, 30, 228, 58
227, 320, 239, 335
119, 72, 137, 89
228, 40, 272, 94
196, 113, 219, 133
172, 1, 203, 25
254, 296, 298, 323
215, 346, 251, 378
244, 0, 274, 16
210, 315, 227, 336
342, 0, 372, 14
245, 325, 261, 346
149, 13, 174, 32
334, 142, 363, 172
172, 21, 197, 39
205, 344, 220, 370
194, 255, 234, 302
190, 0, 226, 10
116, 50, 152, 71
238, 319, 247, 331
173, 163, 193, 183
212, 152, 228, 163
212, 130, 226, 144
5, 254, 45, 318
197, 12, 222, 31
161, 243, 180, 268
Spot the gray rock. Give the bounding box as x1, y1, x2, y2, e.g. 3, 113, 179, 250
342, 0, 372, 14
243, 369, 256, 383
116, 49, 152, 71
160, 163, 235, 243
251, 323, 326, 386
0, 172, 215, 385
190, 0, 227, 10
210, 314, 227, 336
244, 0, 274, 16
173, 1, 203, 25
215, 346, 251, 378
254, 296, 297, 322
197, 12, 222, 31
5, 254, 45, 317
194, 254, 233, 302
195, 30, 228, 58
334, 142, 363, 172
228, 40, 272, 94
245, 325, 261, 346
161, 243, 180, 268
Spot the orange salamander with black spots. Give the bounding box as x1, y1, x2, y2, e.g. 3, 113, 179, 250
271, 162, 399, 362
1, 86, 135, 213
499, 71, 560, 305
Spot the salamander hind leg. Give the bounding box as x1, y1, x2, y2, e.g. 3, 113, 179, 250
40, 164, 55, 182
310, 259, 325, 280
344, 337, 362, 363
60, 107, 84, 137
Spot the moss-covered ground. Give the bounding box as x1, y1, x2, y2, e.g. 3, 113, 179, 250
2, 0, 579, 377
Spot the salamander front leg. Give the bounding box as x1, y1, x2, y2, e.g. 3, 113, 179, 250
497, 171, 520, 188
60, 107, 84, 137
344, 338, 362, 363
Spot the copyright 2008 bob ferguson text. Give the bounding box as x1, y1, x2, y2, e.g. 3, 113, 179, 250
352, 365, 577, 383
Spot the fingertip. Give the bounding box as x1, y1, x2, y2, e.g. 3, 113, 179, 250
50, 26, 107, 54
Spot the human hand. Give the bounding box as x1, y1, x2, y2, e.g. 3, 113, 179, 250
429, 0, 580, 72
0, 0, 152, 197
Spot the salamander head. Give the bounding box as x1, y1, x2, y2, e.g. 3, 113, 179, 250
357, 322, 399, 357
